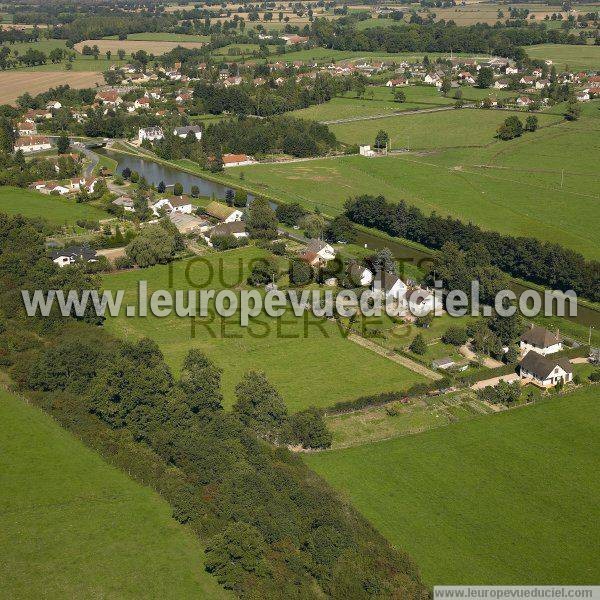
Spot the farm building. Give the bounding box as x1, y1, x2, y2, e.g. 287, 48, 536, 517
520, 325, 562, 356
519, 351, 572, 388
204, 201, 243, 223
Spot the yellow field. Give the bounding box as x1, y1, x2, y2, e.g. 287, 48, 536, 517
0, 71, 103, 105
74, 39, 206, 56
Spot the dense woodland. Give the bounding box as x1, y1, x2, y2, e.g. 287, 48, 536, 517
344, 195, 600, 302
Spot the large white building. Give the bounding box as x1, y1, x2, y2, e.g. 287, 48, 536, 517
520, 325, 562, 356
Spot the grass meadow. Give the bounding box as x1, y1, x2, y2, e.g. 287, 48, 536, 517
0, 186, 109, 224
327, 108, 563, 148
102, 247, 426, 412
306, 386, 600, 585
224, 102, 600, 258
525, 43, 600, 71
0, 387, 229, 598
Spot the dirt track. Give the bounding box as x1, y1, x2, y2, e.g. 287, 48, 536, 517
0, 71, 104, 105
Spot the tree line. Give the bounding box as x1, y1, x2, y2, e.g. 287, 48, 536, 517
0, 212, 428, 599
344, 194, 600, 302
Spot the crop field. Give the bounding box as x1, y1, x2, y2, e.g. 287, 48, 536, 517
0, 186, 109, 224
306, 387, 600, 585
74, 39, 207, 56
224, 105, 599, 258
0, 387, 229, 598
102, 247, 426, 413
0, 70, 104, 104
328, 108, 563, 148
526, 43, 600, 71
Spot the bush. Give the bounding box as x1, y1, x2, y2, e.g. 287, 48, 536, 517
114, 255, 134, 270
285, 408, 332, 449
409, 333, 427, 355
211, 234, 248, 251
441, 326, 468, 346
589, 370, 600, 382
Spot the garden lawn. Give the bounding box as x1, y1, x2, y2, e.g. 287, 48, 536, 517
306, 386, 600, 585
0, 387, 229, 599
102, 248, 426, 412
0, 186, 109, 224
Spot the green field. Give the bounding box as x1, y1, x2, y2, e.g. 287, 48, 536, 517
526, 43, 600, 71
0, 186, 109, 224
0, 387, 229, 599
102, 247, 426, 412
328, 108, 563, 148
291, 96, 431, 122
223, 104, 600, 258
306, 386, 600, 585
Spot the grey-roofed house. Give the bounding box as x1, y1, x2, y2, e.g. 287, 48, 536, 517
520, 325, 562, 356
50, 245, 97, 268
173, 125, 202, 140
519, 351, 572, 387
372, 271, 407, 300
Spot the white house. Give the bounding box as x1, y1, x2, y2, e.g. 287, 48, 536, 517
535, 79, 550, 89
372, 271, 408, 301
204, 201, 243, 223
577, 91, 590, 102
520, 325, 562, 356
50, 245, 97, 268
505, 66, 519, 75
138, 127, 164, 143
516, 96, 533, 107
151, 196, 193, 216
494, 79, 510, 89
134, 97, 151, 110
16, 122, 36, 135
46, 100, 62, 110
173, 125, 202, 140
112, 195, 135, 212
14, 135, 52, 153
304, 239, 336, 262
359, 145, 376, 157
348, 263, 373, 287
519, 351, 572, 387
406, 288, 443, 317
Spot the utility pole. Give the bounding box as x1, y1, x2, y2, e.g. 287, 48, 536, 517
560, 169, 564, 189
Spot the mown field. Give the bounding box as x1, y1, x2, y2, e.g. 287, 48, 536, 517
0, 387, 229, 599
0, 70, 104, 104
526, 43, 600, 71
225, 103, 600, 258
306, 386, 600, 585
102, 247, 427, 413
0, 186, 109, 224
118, 32, 210, 43
328, 108, 563, 148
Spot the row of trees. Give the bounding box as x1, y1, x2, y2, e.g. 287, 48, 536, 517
0, 213, 428, 598
344, 195, 600, 302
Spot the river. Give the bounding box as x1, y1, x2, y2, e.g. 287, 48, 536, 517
103, 150, 599, 330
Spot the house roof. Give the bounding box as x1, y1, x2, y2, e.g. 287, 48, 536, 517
168, 195, 192, 207
204, 201, 238, 220
521, 325, 561, 348
50, 245, 97, 261
174, 125, 202, 136
305, 239, 331, 254
519, 351, 572, 379
210, 221, 246, 237
374, 270, 402, 293
15, 135, 50, 147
